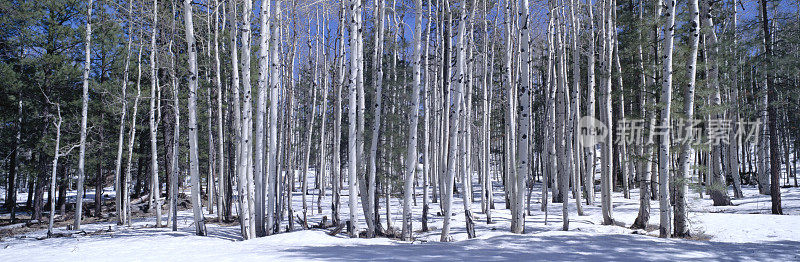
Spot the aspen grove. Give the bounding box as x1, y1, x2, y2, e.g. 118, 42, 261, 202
1, 0, 800, 260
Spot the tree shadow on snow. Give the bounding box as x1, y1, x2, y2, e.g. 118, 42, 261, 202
279, 233, 800, 261
100, 221, 243, 242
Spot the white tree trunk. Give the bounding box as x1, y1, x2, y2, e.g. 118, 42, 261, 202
512, 0, 531, 234
205, 0, 215, 217
75, 0, 92, 230
674, 0, 700, 237
168, 2, 180, 227
402, 0, 423, 241
599, 0, 615, 225
239, 0, 256, 239
347, 0, 362, 237
463, 7, 477, 237
727, 4, 743, 199
228, 0, 248, 237
632, 0, 657, 229
301, 60, 319, 228
355, 0, 369, 236
47, 106, 63, 237
441, 0, 468, 242
366, 0, 385, 238
543, 14, 556, 215
149, 0, 162, 228
266, 0, 282, 235
480, 0, 492, 224
286, 51, 299, 231
169, 8, 180, 230
756, 75, 770, 195
658, 0, 676, 238
124, 41, 144, 227
584, 0, 596, 206
422, 0, 434, 231
214, 0, 226, 223
503, 0, 518, 214
114, 0, 134, 225
254, 0, 271, 237
569, 0, 584, 215
317, 9, 329, 216
184, 0, 207, 236
554, 5, 570, 231
331, 1, 346, 226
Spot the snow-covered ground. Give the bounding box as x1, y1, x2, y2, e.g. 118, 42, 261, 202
1, 175, 799, 261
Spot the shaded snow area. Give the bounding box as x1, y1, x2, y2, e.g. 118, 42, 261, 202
1, 174, 799, 261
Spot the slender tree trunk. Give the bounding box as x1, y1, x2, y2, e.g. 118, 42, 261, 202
421, 0, 434, 231
254, 0, 271, 237
461, 68, 476, 239
441, 0, 468, 242
674, 0, 700, 237
559, 7, 575, 225
756, 73, 770, 194
437, 4, 450, 209
214, 0, 227, 222
331, 1, 346, 226
649, 0, 662, 202
75, 0, 93, 230
726, 0, 743, 199
124, 40, 144, 227
555, 3, 571, 231
512, 0, 531, 234
464, 1, 478, 226
317, 9, 329, 216
239, 0, 256, 238
149, 0, 162, 227
658, 0, 676, 237
702, 0, 731, 206
365, 0, 385, 238
569, 0, 585, 215
503, 0, 519, 210
47, 106, 63, 237
599, 0, 615, 226
480, 0, 493, 224
584, 0, 596, 206
184, 0, 207, 236
267, 0, 282, 235
228, 0, 248, 236
114, 0, 134, 225
355, 0, 369, 236
543, 13, 556, 215
169, 3, 180, 230
481, 1, 494, 224
630, 0, 651, 230
611, 5, 628, 200
402, 0, 423, 241
205, 0, 215, 218
301, 65, 318, 229
285, 51, 298, 232
347, 0, 363, 237
759, 0, 782, 214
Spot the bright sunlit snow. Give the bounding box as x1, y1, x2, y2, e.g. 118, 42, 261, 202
2, 177, 798, 261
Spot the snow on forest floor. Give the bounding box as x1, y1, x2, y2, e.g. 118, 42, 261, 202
1, 177, 799, 261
